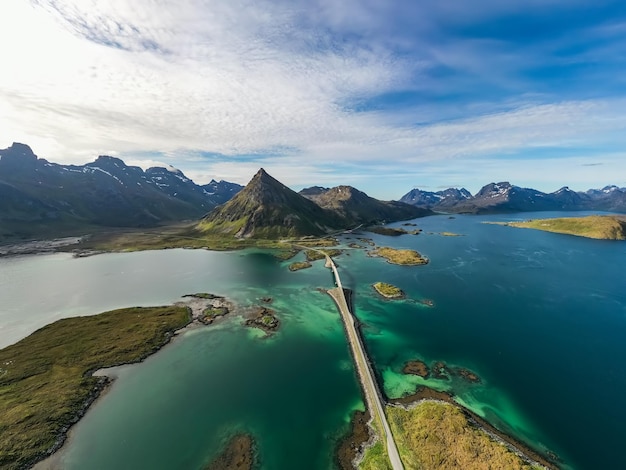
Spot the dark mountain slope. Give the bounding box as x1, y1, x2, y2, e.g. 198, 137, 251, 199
198, 169, 343, 238
400, 181, 626, 214
0, 143, 240, 240
305, 185, 432, 225
201, 180, 244, 205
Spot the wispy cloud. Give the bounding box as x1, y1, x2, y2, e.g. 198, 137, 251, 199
1, 0, 625, 196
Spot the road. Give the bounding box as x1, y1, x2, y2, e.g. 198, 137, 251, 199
325, 255, 404, 470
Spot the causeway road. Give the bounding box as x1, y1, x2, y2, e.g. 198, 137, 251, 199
325, 255, 404, 470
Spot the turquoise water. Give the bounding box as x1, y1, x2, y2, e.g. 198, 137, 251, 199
2, 212, 625, 469
346, 212, 626, 469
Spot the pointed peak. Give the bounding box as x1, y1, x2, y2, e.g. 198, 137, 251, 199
248, 168, 282, 187
252, 168, 271, 179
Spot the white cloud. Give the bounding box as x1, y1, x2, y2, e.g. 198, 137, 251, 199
1, 0, 625, 197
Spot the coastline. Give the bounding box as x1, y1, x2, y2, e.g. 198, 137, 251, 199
0, 236, 84, 257
24, 295, 236, 470
390, 387, 559, 470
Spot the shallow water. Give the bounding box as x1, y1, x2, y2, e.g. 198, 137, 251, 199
2, 212, 625, 469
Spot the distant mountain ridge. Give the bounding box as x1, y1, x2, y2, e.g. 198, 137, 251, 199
0, 142, 242, 240
400, 182, 626, 214
300, 185, 431, 225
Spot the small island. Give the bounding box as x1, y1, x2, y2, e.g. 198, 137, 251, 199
368, 226, 421, 236
372, 282, 406, 299
403, 359, 481, 384
402, 359, 429, 378
244, 306, 280, 334
202, 306, 229, 324
371, 246, 428, 265
288, 261, 312, 271
368, 226, 408, 236
497, 215, 626, 240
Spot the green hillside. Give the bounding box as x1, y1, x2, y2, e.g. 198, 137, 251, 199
507, 215, 626, 240
198, 169, 343, 238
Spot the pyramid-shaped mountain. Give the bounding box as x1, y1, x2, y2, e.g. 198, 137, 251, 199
302, 185, 432, 225
198, 169, 343, 238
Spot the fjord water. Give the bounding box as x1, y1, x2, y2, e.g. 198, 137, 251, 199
1, 212, 624, 469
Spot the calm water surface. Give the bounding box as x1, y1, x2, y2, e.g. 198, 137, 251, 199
1, 212, 624, 469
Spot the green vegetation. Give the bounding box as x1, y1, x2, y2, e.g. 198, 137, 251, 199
372, 247, 428, 265
506, 215, 626, 240
76, 225, 288, 253
198, 169, 343, 238
291, 238, 338, 247
359, 440, 391, 470
386, 401, 542, 470
305, 249, 342, 261
203, 306, 229, 319
0, 306, 190, 470
260, 315, 275, 326
274, 248, 300, 260
245, 307, 280, 333
288, 261, 312, 271
372, 282, 405, 299
70, 224, 339, 255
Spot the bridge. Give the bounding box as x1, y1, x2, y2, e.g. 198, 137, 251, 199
324, 254, 404, 470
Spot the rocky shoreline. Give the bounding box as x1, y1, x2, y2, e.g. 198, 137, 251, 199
372, 281, 406, 299
204, 434, 256, 470
0, 236, 84, 257
391, 389, 559, 470
179, 293, 233, 325
244, 306, 280, 334
403, 359, 481, 383
335, 410, 373, 470
30, 296, 234, 470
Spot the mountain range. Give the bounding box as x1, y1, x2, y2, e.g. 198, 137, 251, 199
0, 143, 243, 240
3, 141, 626, 242
198, 169, 429, 238
400, 182, 626, 214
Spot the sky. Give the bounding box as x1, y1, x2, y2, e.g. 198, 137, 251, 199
1, 0, 626, 199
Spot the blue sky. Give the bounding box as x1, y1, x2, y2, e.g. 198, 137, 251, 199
1, 0, 626, 199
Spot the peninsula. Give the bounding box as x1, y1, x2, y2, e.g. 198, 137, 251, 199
0, 294, 232, 470
502, 215, 626, 240
0, 306, 191, 470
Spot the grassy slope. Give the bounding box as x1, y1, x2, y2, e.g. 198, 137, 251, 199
373, 247, 428, 265
359, 440, 392, 470
509, 215, 626, 240
198, 169, 342, 238
373, 282, 404, 298
0, 306, 190, 470
384, 402, 541, 470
